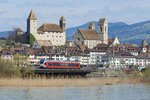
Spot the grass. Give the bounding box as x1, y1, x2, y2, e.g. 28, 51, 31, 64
0, 77, 142, 87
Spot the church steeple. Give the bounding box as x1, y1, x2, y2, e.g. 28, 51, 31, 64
98, 18, 108, 44
27, 10, 37, 20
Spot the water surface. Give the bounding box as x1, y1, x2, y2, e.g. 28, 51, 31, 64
0, 84, 150, 100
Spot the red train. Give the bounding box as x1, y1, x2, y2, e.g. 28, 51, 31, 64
39, 59, 80, 69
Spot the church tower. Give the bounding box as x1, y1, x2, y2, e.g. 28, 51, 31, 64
27, 10, 37, 36
59, 16, 66, 32
88, 22, 95, 30
98, 18, 108, 44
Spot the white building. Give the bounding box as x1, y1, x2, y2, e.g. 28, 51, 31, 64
27, 10, 66, 46
102, 55, 136, 69
88, 49, 106, 65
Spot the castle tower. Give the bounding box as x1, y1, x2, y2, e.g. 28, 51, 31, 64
59, 16, 66, 32
16, 28, 23, 36
88, 22, 95, 30
27, 10, 37, 36
140, 40, 148, 53
98, 18, 108, 44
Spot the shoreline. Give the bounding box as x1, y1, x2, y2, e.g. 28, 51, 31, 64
0, 77, 145, 87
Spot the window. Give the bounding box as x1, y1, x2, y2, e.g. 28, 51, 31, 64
82, 42, 84, 44
77, 38, 80, 41
56, 58, 59, 60
100, 26, 102, 32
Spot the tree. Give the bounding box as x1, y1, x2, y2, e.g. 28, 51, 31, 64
6, 27, 17, 44
13, 53, 28, 67
0, 57, 21, 77
29, 33, 36, 46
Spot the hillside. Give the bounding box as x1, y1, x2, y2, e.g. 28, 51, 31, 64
66, 21, 150, 45
0, 31, 12, 37
0, 20, 150, 45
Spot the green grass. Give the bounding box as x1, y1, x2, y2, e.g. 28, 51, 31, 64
0, 41, 7, 45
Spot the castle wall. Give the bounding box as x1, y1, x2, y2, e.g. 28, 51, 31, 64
34, 31, 66, 46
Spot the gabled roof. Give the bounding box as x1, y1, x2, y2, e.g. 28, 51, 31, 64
36, 40, 53, 47
25, 48, 35, 55
94, 43, 109, 49
27, 10, 37, 20
10, 47, 23, 55
38, 23, 62, 32
140, 40, 148, 47
78, 29, 100, 40
98, 18, 106, 25
108, 38, 115, 44
77, 44, 87, 52
60, 16, 65, 21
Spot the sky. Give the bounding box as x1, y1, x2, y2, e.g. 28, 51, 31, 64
0, 0, 150, 31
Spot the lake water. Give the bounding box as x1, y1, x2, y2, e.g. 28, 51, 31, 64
0, 84, 150, 100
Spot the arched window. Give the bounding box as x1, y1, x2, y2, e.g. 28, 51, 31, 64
105, 26, 107, 32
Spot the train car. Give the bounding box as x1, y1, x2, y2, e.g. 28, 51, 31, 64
39, 59, 81, 69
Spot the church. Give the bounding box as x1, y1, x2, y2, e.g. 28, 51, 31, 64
72, 18, 108, 49
16, 10, 66, 46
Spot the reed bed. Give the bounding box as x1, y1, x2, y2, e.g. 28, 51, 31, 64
0, 77, 142, 87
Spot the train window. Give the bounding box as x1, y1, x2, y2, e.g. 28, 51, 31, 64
60, 63, 64, 66
53, 63, 57, 66
48, 63, 53, 66
64, 63, 69, 66
56, 63, 60, 66
76, 64, 79, 67
69, 64, 73, 66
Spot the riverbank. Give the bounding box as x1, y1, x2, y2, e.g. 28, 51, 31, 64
0, 77, 144, 87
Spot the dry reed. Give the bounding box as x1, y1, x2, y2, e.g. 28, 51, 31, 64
0, 77, 143, 87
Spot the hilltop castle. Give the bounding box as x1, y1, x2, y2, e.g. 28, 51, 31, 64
27, 10, 66, 46
16, 10, 66, 46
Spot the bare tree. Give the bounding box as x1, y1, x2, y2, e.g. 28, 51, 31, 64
6, 27, 17, 44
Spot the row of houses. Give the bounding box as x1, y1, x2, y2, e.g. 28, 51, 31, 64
0, 39, 150, 69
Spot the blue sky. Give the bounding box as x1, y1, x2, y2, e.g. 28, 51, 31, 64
0, 0, 149, 31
